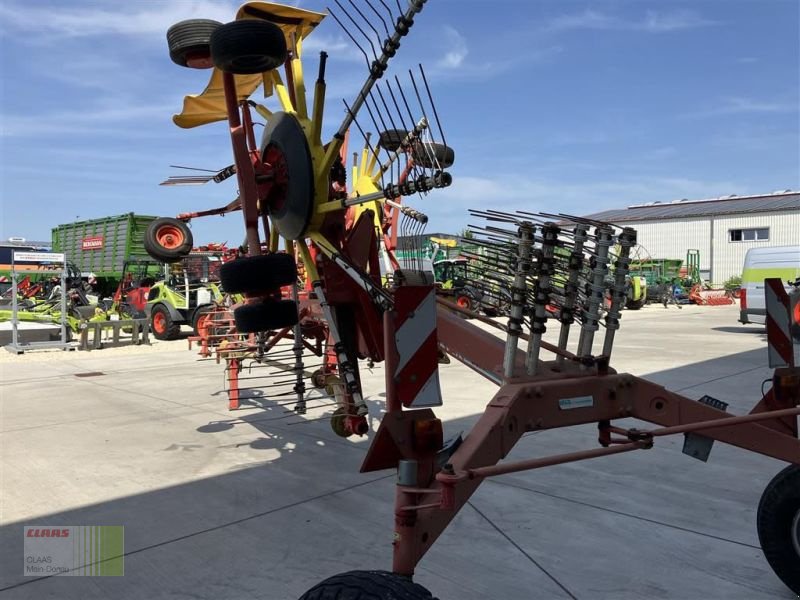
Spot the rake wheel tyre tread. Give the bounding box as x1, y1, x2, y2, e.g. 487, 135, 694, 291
144, 218, 193, 263
210, 20, 287, 75
167, 19, 222, 68
233, 300, 298, 333
299, 570, 437, 600
411, 142, 455, 169
151, 304, 181, 341
757, 464, 800, 595
220, 254, 297, 294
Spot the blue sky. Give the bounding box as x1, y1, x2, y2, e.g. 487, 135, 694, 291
1, 0, 798, 245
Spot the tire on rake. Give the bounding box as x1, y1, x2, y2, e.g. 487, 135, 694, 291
378, 129, 410, 152
299, 570, 437, 600
411, 141, 455, 169
166, 19, 222, 69
220, 253, 297, 294
757, 464, 800, 596
210, 20, 287, 75
233, 299, 298, 333
144, 218, 193, 264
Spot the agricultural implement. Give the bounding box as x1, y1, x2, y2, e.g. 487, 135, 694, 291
154, 1, 800, 597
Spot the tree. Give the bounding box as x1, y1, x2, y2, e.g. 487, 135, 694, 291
458, 227, 474, 240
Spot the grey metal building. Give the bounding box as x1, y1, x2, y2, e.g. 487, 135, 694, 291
584, 190, 800, 284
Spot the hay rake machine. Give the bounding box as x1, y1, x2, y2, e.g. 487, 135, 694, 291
153, 1, 800, 597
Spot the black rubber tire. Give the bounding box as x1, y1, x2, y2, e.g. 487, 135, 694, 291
260, 112, 316, 241
151, 304, 181, 340
233, 299, 299, 333
411, 142, 455, 169
757, 465, 800, 596
166, 19, 221, 68
192, 305, 214, 337
220, 253, 297, 294
144, 218, 193, 263
299, 570, 436, 600
210, 20, 287, 75
378, 129, 410, 152
625, 298, 645, 310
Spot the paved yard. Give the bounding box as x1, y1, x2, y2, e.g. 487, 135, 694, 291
0, 304, 795, 599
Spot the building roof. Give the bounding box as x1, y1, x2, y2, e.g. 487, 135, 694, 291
583, 190, 800, 223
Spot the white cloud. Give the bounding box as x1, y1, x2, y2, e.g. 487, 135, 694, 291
641, 10, 716, 32
302, 34, 364, 63
0, 0, 239, 38
683, 96, 799, 118
436, 26, 468, 69
0, 101, 178, 137
546, 9, 716, 34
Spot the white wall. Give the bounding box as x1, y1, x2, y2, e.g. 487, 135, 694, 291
711, 211, 800, 283
626, 210, 799, 285
626, 217, 712, 273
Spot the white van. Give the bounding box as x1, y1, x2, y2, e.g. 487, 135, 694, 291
739, 245, 800, 325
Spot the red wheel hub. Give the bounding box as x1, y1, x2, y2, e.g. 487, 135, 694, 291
456, 296, 471, 309
153, 312, 167, 334
262, 145, 289, 213
155, 225, 185, 250
185, 51, 213, 69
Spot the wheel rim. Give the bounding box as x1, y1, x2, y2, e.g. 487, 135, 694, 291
197, 313, 210, 335
456, 296, 470, 309
155, 225, 185, 250
153, 312, 167, 334
792, 508, 800, 559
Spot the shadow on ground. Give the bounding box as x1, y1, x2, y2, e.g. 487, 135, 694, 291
0, 349, 794, 600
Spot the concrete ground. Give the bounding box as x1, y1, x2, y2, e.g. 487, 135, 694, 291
0, 303, 795, 599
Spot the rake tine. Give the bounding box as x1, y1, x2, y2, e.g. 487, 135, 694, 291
335, 0, 380, 64
327, 5, 371, 70
418, 64, 447, 151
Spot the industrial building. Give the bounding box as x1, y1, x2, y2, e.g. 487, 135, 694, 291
584, 190, 800, 285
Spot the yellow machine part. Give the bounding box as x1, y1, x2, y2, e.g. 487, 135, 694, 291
172, 2, 326, 129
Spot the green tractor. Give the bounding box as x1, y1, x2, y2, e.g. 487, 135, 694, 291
145, 253, 224, 340
433, 258, 473, 309
433, 258, 511, 316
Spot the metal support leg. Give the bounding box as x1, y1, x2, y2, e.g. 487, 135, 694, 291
503, 223, 535, 378
291, 283, 307, 414
526, 223, 558, 375
556, 224, 589, 369
577, 225, 614, 365
602, 227, 636, 358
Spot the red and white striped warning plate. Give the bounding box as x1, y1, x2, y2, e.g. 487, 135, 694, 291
393, 286, 442, 408
765, 278, 794, 368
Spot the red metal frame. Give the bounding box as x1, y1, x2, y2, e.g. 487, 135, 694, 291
360, 305, 800, 575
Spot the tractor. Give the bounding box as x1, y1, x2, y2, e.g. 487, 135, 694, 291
145, 252, 225, 340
